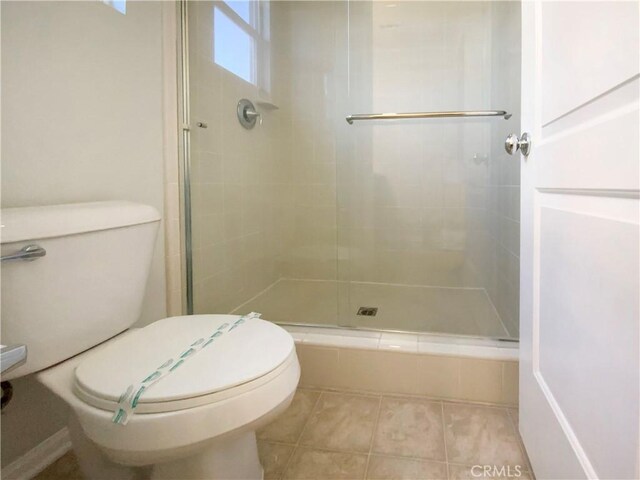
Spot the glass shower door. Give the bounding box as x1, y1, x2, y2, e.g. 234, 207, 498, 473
184, 0, 521, 341
336, 1, 521, 338
186, 0, 345, 327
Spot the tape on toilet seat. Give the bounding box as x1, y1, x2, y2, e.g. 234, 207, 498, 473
112, 312, 261, 426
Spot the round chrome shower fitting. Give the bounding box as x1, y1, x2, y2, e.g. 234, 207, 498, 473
237, 99, 261, 129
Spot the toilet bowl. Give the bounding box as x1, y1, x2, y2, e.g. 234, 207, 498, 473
0, 202, 299, 479
38, 314, 300, 479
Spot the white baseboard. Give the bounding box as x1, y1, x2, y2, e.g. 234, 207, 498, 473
1, 427, 71, 480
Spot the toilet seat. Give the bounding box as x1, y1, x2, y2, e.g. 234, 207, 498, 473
73, 314, 295, 414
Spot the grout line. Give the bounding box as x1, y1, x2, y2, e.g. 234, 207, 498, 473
363, 395, 383, 480
228, 277, 282, 314
278, 441, 457, 464
505, 406, 535, 475
279, 443, 376, 459
267, 388, 531, 480
447, 459, 530, 469
279, 389, 323, 479
440, 401, 451, 480
481, 288, 512, 338
295, 390, 323, 448
301, 384, 517, 410
281, 277, 490, 291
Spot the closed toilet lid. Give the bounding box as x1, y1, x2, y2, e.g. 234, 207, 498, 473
74, 315, 295, 409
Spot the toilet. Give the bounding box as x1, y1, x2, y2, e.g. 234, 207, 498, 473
0, 201, 300, 479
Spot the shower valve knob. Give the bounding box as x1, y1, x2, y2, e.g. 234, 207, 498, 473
504, 133, 532, 156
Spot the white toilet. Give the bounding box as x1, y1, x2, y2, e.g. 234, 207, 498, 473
1, 201, 300, 479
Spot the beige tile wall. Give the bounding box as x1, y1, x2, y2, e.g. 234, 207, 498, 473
296, 343, 518, 406
181, 1, 521, 334
341, 1, 495, 289
271, 1, 346, 281
188, 1, 289, 314
485, 2, 522, 336
271, 1, 521, 312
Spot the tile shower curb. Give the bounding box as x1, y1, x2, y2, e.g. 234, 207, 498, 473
287, 327, 520, 406
283, 325, 519, 361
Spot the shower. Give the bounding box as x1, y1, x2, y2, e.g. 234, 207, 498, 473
179, 0, 521, 341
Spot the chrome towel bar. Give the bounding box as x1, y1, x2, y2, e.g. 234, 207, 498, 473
345, 110, 511, 124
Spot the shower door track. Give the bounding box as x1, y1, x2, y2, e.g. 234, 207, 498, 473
178, 0, 194, 314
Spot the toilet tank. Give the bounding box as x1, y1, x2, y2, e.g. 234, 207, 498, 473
0, 201, 161, 380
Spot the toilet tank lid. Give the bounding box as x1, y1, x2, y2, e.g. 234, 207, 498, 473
0, 201, 161, 244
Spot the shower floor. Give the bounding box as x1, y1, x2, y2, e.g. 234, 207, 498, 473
234, 279, 513, 339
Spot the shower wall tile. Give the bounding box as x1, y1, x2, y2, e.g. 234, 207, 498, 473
189, 1, 288, 314
415, 355, 461, 399
187, 0, 520, 337
271, 0, 347, 281
484, 1, 522, 337
459, 358, 504, 404
297, 345, 341, 388
338, 349, 421, 395
275, 0, 518, 308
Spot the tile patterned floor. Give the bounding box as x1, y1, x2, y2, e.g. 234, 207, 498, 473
36, 389, 532, 480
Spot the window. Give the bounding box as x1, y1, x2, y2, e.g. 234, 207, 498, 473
226, 1, 251, 24
103, 0, 126, 15
214, 8, 254, 83
213, 1, 270, 92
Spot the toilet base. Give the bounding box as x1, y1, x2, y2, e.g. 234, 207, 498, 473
151, 431, 263, 480
68, 414, 148, 480
68, 413, 263, 480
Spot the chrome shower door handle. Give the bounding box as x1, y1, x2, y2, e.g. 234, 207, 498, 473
505, 133, 532, 156
0, 244, 47, 263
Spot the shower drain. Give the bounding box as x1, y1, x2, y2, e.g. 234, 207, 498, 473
357, 307, 378, 316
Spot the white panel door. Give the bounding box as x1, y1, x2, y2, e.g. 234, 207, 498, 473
519, 2, 639, 479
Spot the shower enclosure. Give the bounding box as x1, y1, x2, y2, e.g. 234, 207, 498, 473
180, 0, 521, 340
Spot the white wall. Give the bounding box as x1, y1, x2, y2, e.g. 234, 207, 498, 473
1, 0, 168, 466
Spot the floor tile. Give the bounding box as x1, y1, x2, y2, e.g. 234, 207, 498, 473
299, 392, 380, 452
448, 463, 532, 480
443, 403, 527, 468
34, 452, 83, 480
283, 447, 368, 480
258, 389, 321, 443
372, 397, 446, 461
258, 441, 296, 480
366, 455, 448, 480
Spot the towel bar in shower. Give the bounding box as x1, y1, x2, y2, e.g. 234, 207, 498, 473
345, 110, 511, 124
